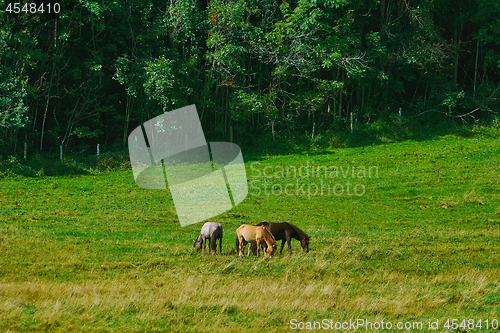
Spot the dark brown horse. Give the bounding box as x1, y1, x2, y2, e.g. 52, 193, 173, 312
239, 222, 310, 255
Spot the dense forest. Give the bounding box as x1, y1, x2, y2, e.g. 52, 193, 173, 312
1, 0, 499, 156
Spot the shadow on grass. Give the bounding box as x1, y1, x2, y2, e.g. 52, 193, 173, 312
25, 156, 90, 177
0, 150, 133, 178
29, 159, 90, 176
2, 119, 495, 175
0, 155, 83, 178
240, 117, 493, 162
0, 155, 125, 178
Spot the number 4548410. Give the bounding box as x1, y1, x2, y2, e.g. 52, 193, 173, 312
6, 3, 60, 14
443, 319, 499, 330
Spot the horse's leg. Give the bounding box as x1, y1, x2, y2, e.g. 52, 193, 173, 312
238, 236, 244, 257
242, 239, 248, 257
219, 236, 222, 255
287, 236, 293, 255
248, 243, 257, 256
279, 239, 286, 255
203, 236, 207, 254
256, 239, 261, 258
209, 237, 216, 255
261, 241, 267, 255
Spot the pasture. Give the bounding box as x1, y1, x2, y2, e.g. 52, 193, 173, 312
1, 126, 500, 332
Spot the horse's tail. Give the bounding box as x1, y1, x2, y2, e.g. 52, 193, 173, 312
249, 243, 258, 255
235, 234, 239, 254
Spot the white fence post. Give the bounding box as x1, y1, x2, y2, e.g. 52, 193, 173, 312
350, 112, 354, 133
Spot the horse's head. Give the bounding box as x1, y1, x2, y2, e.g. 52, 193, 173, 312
301, 237, 310, 253
261, 227, 277, 257
266, 243, 277, 257
193, 239, 202, 252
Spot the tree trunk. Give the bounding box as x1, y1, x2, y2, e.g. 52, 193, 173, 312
453, 25, 459, 86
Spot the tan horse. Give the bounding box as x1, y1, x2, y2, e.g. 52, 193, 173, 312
236, 224, 277, 258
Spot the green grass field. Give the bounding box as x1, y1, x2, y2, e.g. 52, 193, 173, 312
1, 126, 500, 332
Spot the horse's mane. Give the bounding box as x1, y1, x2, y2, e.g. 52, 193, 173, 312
285, 222, 309, 239
262, 227, 276, 245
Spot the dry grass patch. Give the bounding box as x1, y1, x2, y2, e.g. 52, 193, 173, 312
2, 266, 499, 331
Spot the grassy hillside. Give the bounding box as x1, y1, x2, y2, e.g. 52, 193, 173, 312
1, 126, 499, 332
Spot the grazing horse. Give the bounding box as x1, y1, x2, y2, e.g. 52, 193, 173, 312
193, 222, 223, 255
251, 222, 310, 255
236, 224, 277, 258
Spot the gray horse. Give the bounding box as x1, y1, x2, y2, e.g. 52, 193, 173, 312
193, 222, 223, 255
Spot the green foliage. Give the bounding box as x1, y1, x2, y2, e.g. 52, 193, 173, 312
0, 155, 34, 177
0, 67, 28, 128
70, 126, 103, 139
143, 56, 176, 109
1, 0, 500, 155
441, 90, 465, 115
